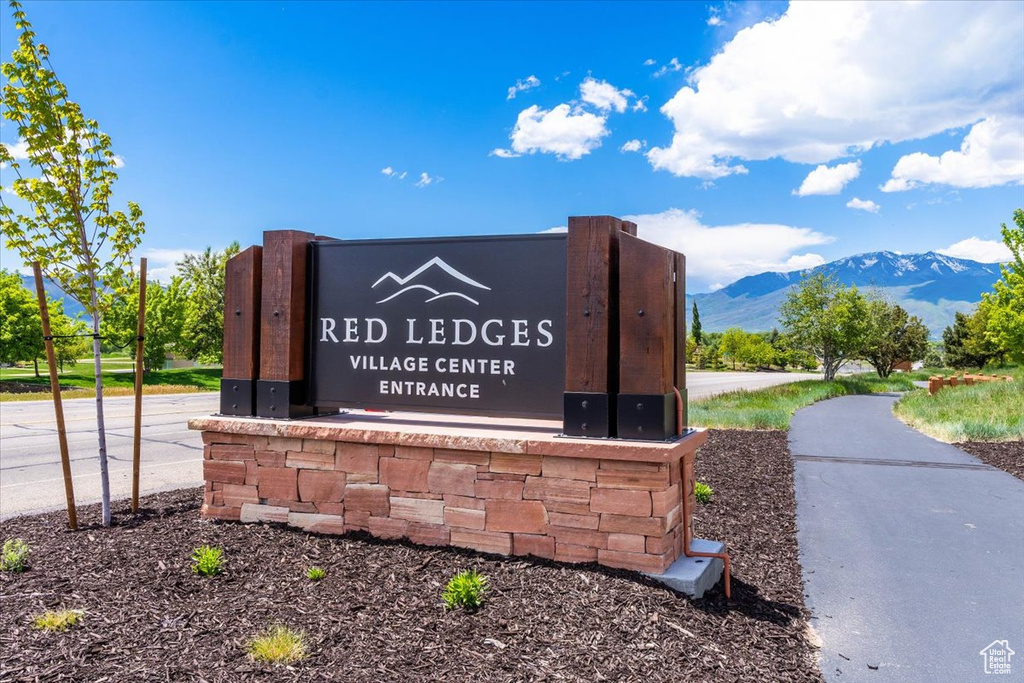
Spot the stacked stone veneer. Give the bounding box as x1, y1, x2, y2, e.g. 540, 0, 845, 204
193, 417, 706, 574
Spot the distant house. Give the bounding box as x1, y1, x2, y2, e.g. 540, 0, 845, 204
979, 640, 1014, 675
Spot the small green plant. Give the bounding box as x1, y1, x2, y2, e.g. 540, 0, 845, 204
306, 566, 326, 581
442, 569, 489, 610
694, 481, 714, 504
33, 609, 83, 632
1, 538, 30, 572
247, 624, 307, 665
191, 545, 224, 576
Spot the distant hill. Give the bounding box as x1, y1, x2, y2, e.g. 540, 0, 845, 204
19, 274, 86, 318
687, 251, 1003, 338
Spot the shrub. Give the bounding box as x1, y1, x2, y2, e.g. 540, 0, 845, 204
306, 566, 326, 581
442, 569, 489, 610
1, 538, 30, 572
191, 545, 224, 576
694, 481, 714, 504
247, 624, 307, 665
33, 609, 83, 632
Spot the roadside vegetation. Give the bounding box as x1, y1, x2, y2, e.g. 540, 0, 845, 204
0, 367, 220, 402
691, 375, 914, 430
894, 379, 1023, 442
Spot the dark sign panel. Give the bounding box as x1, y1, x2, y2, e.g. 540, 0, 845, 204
308, 234, 567, 417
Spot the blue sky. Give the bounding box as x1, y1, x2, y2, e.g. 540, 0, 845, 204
1, 0, 1022, 291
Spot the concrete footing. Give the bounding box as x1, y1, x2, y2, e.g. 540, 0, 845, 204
645, 538, 725, 598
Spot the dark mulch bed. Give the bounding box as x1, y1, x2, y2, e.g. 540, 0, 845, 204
0, 429, 819, 682
956, 440, 1024, 480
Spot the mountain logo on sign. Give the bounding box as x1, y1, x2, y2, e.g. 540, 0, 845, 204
372, 257, 491, 305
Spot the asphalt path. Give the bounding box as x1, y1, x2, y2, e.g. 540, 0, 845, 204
790, 394, 1024, 682
0, 371, 818, 519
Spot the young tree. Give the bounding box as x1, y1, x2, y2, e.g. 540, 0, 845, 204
0, 2, 144, 526
942, 311, 995, 369
982, 208, 1024, 362
719, 327, 747, 370
691, 300, 703, 346
780, 273, 869, 381
177, 242, 239, 363
862, 299, 930, 377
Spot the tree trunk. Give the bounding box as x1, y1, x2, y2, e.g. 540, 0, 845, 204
33, 358, 39, 378
90, 310, 112, 526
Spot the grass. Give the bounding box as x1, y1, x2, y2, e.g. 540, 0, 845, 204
894, 379, 1024, 442
1, 538, 30, 572
0, 366, 221, 402
191, 545, 225, 577
442, 569, 489, 610
33, 609, 84, 632
247, 625, 307, 665
306, 566, 326, 581
690, 374, 916, 430
903, 364, 1024, 382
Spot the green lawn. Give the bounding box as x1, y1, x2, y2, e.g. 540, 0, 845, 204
894, 373, 1023, 442
690, 375, 916, 430
0, 366, 221, 401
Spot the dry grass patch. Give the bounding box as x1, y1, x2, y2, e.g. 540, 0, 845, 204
247, 625, 307, 665
33, 609, 83, 632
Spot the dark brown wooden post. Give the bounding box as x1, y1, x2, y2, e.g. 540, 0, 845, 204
257, 230, 316, 418
32, 262, 77, 530
617, 233, 678, 440
221, 245, 263, 416
563, 215, 628, 437
131, 257, 147, 512
674, 252, 687, 431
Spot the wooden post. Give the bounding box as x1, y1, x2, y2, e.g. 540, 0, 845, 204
220, 246, 263, 416
563, 216, 627, 437
131, 258, 147, 513
617, 232, 678, 440
31, 262, 77, 530
674, 252, 687, 431
257, 230, 316, 418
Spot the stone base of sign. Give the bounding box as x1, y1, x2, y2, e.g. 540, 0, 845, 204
189, 410, 707, 575
645, 538, 725, 599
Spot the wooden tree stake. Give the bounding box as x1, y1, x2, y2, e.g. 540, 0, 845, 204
31, 262, 77, 530
131, 258, 148, 512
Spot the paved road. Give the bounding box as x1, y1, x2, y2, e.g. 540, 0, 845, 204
790, 394, 1024, 682
687, 370, 820, 401
0, 393, 218, 520
0, 371, 817, 519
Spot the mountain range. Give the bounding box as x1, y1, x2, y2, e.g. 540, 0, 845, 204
687, 251, 1004, 338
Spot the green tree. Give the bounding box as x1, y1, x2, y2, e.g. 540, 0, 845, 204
737, 335, 775, 369
780, 273, 869, 381
942, 311, 995, 369
0, 269, 41, 368
982, 209, 1024, 362
862, 299, 930, 378
177, 242, 239, 363
102, 276, 185, 373
42, 297, 89, 373
691, 300, 702, 347
720, 327, 746, 370
0, 2, 145, 526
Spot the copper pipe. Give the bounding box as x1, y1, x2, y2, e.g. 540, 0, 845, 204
674, 386, 731, 599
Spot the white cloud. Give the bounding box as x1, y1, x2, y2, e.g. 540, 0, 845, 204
579, 77, 634, 114
846, 197, 880, 213
632, 96, 649, 113
489, 148, 521, 159
707, 7, 723, 26
507, 75, 540, 100
793, 160, 861, 196
415, 172, 442, 187
620, 139, 646, 153
539, 226, 567, 233
2, 140, 30, 160
504, 104, 609, 160
654, 58, 683, 78
624, 208, 834, 289
881, 117, 1024, 192
381, 166, 408, 179
937, 236, 1012, 263
643, 58, 656, 67
648, 2, 1024, 179
143, 247, 200, 282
